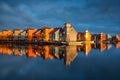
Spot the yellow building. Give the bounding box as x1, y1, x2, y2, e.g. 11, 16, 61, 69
26, 28, 37, 42
7, 31, 13, 40
99, 32, 106, 41
2, 30, 13, 41
42, 27, 53, 42
84, 30, 91, 41
13, 29, 23, 40
80, 30, 91, 41
33, 29, 42, 42
0, 32, 2, 40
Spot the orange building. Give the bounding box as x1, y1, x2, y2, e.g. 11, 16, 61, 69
13, 29, 23, 40
42, 27, 53, 42
2, 30, 13, 41
43, 46, 53, 59
99, 32, 106, 41
77, 32, 84, 41
26, 28, 37, 42
33, 29, 43, 42
27, 45, 37, 58
77, 30, 91, 41
113, 35, 120, 41
0, 32, 2, 40
7, 31, 13, 40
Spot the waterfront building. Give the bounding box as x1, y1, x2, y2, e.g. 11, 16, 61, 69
26, 28, 37, 42
42, 27, 53, 42
64, 22, 77, 42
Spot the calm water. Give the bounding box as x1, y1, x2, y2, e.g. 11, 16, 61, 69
0, 43, 120, 80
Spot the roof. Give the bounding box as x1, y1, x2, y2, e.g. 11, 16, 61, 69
18, 30, 26, 35
13, 29, 21, 31
27, 28, 36, 30
33, 29, 42, 34
49, 28, 62, 34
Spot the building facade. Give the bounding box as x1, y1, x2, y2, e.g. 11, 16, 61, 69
64, 22, 77, 42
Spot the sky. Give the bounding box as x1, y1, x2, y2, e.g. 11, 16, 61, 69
0, 0, 120, 34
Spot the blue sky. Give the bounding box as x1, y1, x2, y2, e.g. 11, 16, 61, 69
0, 0, 120, 34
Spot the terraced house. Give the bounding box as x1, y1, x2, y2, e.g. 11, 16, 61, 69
33, 29, 43, 42
26, 28, 37, 42
42, 27, 53, 42
13, 29, 23, 41
50, 28, 65, 42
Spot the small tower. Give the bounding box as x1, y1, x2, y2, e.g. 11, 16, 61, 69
84, 29, 91, 41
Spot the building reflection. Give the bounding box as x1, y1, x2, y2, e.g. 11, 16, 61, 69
0, 42, 119, 66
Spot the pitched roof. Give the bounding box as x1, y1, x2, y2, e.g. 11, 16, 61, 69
33, 29, 42, 34
49, 28, 60, 34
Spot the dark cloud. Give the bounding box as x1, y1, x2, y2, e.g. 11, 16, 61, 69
0, 0, 120, 34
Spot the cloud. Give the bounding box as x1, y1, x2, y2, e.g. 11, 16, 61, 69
0, 0, 120, 34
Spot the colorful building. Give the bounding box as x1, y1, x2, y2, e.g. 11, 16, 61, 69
99, 32, 106, 41
77, 32, 84, 41
33, 29, 43, 42
13, 29, 23, 41
112, 35, 120, 42
0, 32, 2, 40
42, 27, 53, 42
78, 30, 91, 41
50, 28, 65, 41
64, 22, 77, 42
91, 34, 99, 41
1, 30, 13, 41
19, 30, 27, 41
26, 28, 37, 42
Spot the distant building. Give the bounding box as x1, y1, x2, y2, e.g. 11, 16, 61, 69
42, 27, 53, 42
91, 34, 99, 41
77, 32, 84, 41
50, 28, 65, 42
99, 32, 106, 41
106, 34, 112, 41
33, 29, 43, 42
2, 30, 13, 41
0, 32, 2, 40
19, 30, 27, 41
13, 29, 23, 41
112, 35, 120, 42
78, 30, 91, 41
26, 28, 37, 42
64, 22, 77, 42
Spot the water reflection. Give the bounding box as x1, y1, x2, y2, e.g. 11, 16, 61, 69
0, 42, 120, 66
